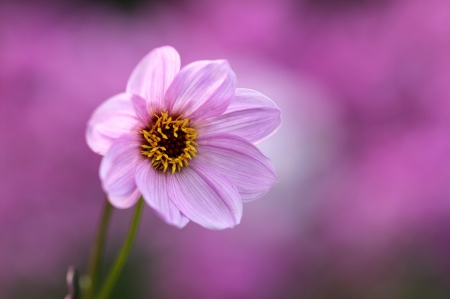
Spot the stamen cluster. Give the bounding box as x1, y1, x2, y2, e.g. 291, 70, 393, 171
140, 112, 198, 173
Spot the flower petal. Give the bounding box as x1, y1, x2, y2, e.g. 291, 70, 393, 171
165, 60, 237, 122
168, 165, 242, 230
108, 189, 141, 210
100, 134, 142, 209
196, 133, 277, 201
196, 88, 281, 143
131, 94, 151, 125
126, 46, 180, 113
135, 162, 189, 228
86, 93, 142, 155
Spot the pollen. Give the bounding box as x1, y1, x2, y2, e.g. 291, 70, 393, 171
140, 111, 198, 174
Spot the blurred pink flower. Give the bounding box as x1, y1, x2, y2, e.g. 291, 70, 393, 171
86, 46, 281, 229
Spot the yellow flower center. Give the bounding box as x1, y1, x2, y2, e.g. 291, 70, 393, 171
140, 112, 198, 174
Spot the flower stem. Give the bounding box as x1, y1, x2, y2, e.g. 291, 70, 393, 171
85, 199, 114, 299
95, 197, 144, 299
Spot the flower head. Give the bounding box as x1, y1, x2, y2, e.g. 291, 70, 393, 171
86, 46, 281, 229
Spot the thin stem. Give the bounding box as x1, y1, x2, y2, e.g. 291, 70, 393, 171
85, 199, 114, 299
96, 198, 145, 299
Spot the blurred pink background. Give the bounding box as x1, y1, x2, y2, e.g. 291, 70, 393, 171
2, 0, 450, 298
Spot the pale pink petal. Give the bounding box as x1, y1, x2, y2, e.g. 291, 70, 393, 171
165, 60, 237, 122
196, 134, 277, 201
126, 46, 180, 113
168, 165, 242, 230
135, 162, 189, 228
131, 95, 151, 125
108, 189, 141, 210
196, 88, 281, 143
100, 134, 142, 209
86, 93, 142, 155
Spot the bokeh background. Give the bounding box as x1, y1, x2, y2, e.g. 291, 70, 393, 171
2, 0, 450, 298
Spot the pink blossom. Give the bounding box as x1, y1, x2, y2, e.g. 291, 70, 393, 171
86, 46, 280, 229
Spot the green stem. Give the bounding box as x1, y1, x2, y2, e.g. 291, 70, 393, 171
95, 198, 145, 299
85, 199, 114, 299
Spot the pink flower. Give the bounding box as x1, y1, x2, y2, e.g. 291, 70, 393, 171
86, 46, 280, 229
